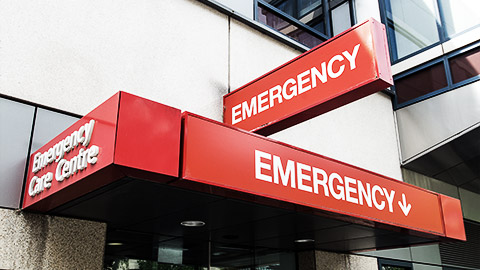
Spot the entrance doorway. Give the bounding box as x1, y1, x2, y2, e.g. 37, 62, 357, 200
104, 239, 297, 269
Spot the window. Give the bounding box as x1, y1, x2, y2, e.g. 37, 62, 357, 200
383, 0, 440, 61
0, 96, 80, 209
449, 46, 480, 85
380, 0, 480, 62
395, 62, 448, 104
394, 42, 480, 108
257, 3, 326, 48
0, 98, 35, 209
256, 0, 354, 48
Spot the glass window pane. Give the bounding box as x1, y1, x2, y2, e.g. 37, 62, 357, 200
299, 0, 321, 16
449, 46, 480, 84
0, 98, 35, 208
385, 0, 440, 60
298, 0, 323, 22
257, 4, 325, 48
439, 0, 480, 37
31, 108, 79, 153
331, 1, 351, 36
395, 62, 448, 104
264, 0, 295, 17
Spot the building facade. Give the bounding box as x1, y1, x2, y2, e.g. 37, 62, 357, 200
0, 0, 478, 269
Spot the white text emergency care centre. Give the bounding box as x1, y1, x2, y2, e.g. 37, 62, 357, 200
28, 119, 99, 197
231, 44, 360, 125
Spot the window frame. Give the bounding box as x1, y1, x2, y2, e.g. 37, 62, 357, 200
0, 94, 81, 209
393, 40, 480, 109
254, 0, 356, 48
379, 0, 480, 64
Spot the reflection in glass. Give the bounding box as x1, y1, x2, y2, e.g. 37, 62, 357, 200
449, 47, 480, 84
30, 108, 78, 153
0, 98, 35, 208
439, 0, 480, 37
395, 62, 448, 104
385, 0, 440, 60
257, 1, 353, 48
257, 4, 325, 48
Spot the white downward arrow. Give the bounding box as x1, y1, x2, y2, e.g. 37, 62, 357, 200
398, 193, 412, 216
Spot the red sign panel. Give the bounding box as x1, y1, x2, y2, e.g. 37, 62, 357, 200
223, 18, 393, 135
23, 92, 181, 211
182, 113, 465, 240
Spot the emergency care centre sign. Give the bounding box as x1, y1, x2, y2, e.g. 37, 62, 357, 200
23, 92, 181, 211
224, 18, 393, 135
182, 113, 465, 240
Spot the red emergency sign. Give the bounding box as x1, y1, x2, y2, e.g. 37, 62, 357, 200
182, 113, 466, 241
22, 92, 465, 243
23, 92, 181, 211
223, 18, 393, 135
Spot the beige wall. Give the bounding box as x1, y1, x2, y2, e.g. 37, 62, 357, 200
0, 0, 229, 121
0, 0, 401, 179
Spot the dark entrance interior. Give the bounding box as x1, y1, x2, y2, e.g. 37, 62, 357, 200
45, 174, 445, 269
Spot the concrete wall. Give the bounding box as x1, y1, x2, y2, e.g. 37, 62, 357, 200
0, 208, 106, 270
298, 250, 378, 270
0, 0, 229, 121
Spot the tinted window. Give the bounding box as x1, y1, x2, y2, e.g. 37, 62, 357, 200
395, 62, 448, 104
30, 108, 79, 153
0, 98, 35, 208
449, 46, 480, 84
257, 3, 325, 48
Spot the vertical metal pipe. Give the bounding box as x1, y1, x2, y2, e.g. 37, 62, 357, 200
323, 0, 332, 37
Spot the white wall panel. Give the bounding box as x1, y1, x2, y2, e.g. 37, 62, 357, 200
229, 19, 300, 91
396, 81, 480, 162
0, 0, 229, 121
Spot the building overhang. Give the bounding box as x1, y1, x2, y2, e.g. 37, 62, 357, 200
22, 92, 465, 262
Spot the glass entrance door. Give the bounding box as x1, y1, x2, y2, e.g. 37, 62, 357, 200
105, 239, 297, 270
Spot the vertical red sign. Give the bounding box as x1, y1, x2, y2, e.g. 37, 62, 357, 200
223, 18, 393, 135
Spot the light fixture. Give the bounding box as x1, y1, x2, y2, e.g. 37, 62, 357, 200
107, 242, 124, 246
180, 220, 205, 227
294, 239, 315, 243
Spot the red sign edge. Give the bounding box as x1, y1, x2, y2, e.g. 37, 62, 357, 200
181, 112, 465, 239
223, 18, 393, 135
439, 195, 466, 241
113, 91, 182, 179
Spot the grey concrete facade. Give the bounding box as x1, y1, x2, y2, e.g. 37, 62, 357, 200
298, 250, 378, 270
0, 208, 106, 270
